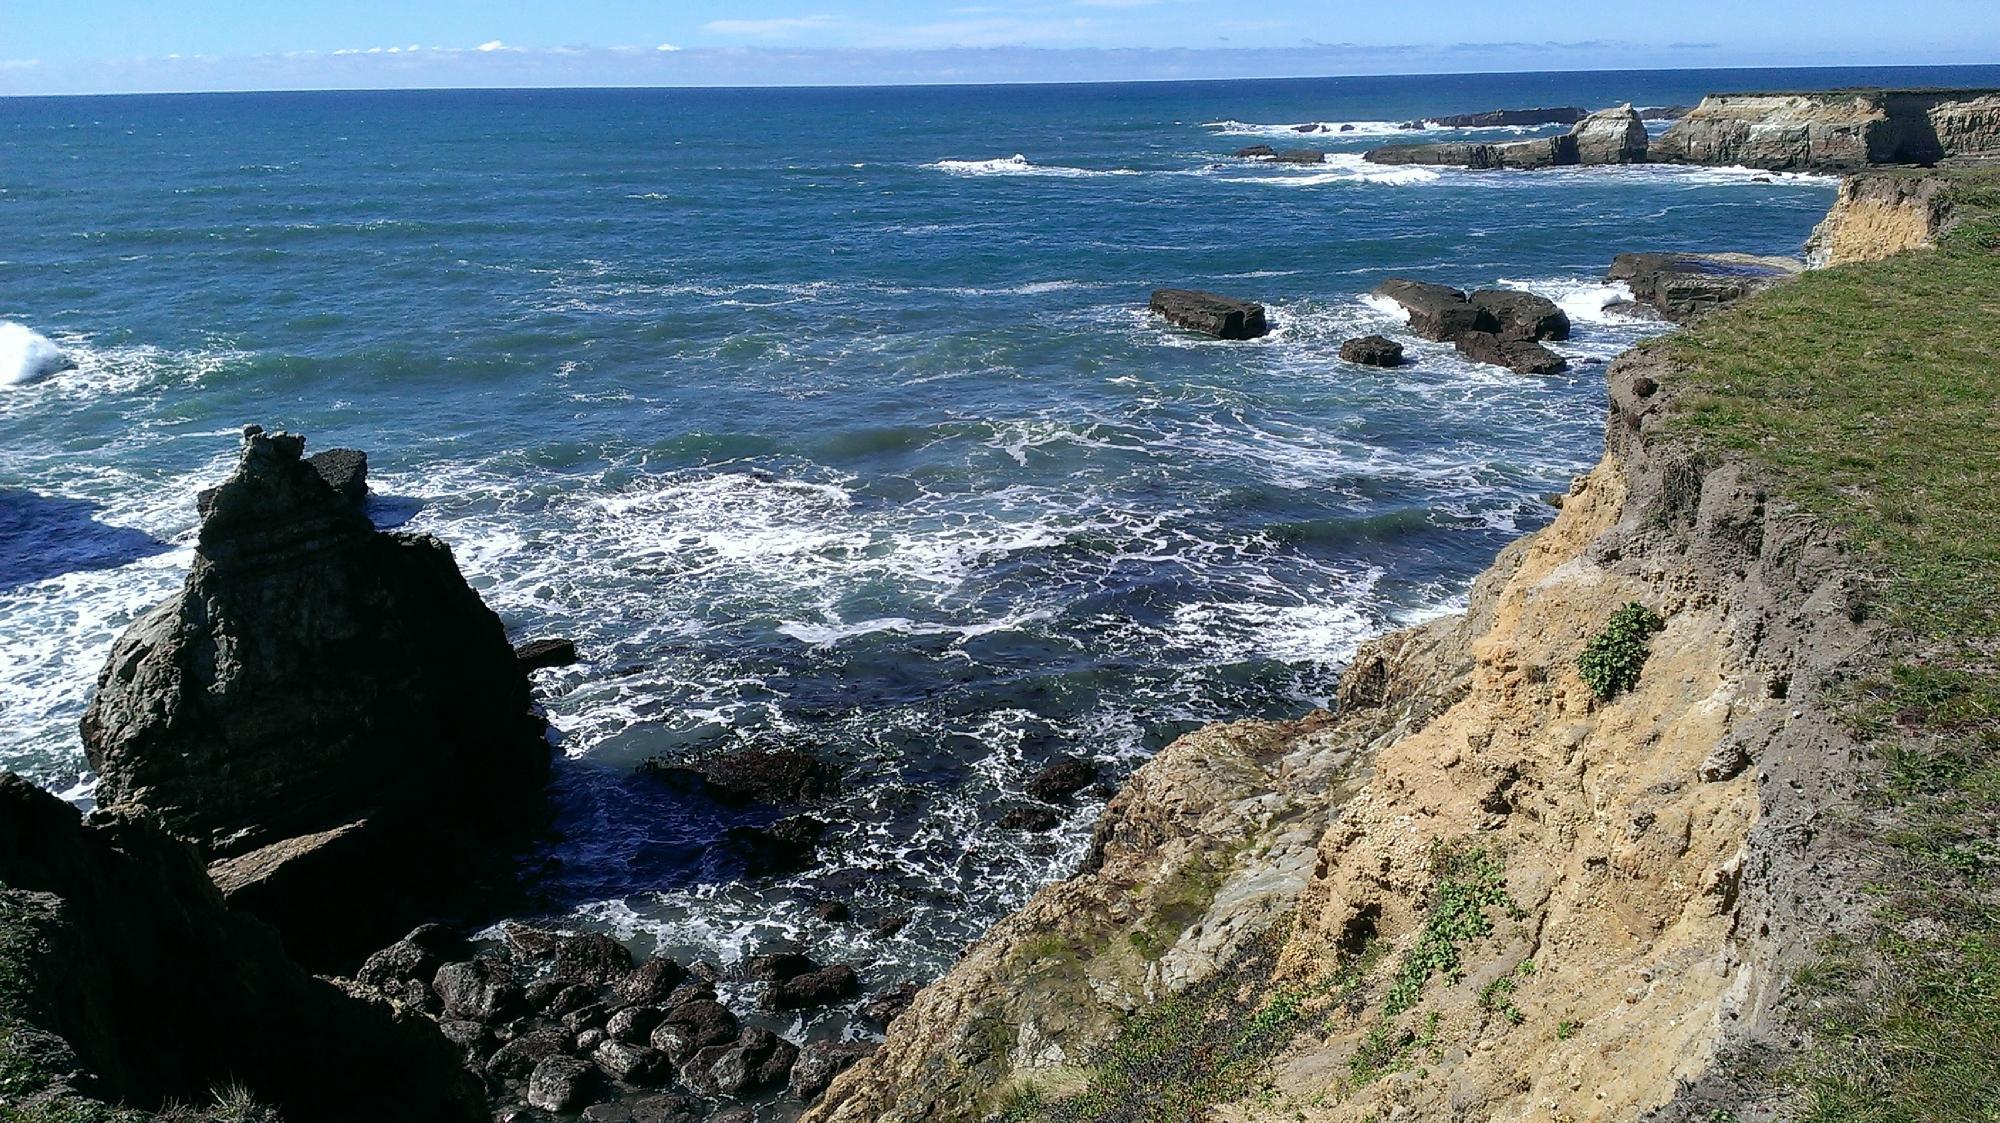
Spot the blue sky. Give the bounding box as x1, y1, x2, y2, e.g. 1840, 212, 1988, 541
3, 0, 1995, 94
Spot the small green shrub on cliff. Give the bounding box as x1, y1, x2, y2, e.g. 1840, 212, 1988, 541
1382, 842, 1514, 1015
1575, 603, 1665, 700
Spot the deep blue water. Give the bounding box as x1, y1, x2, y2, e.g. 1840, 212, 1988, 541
4, 65, 1994, 1052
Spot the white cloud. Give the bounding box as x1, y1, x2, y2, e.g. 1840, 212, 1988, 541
703, 16, 838, 37
658, 42, 683, 51
476, 40, 506, 52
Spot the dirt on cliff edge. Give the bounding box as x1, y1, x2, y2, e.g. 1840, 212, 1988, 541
805, 345, 1884, 1123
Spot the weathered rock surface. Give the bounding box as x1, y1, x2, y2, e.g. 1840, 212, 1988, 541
1469, 289, 1571, 341
1148, 289, 1271, 340
1571, 104, 1650, 165
1271, 148, 1325, 164
80, 426, 551, 967
1338, 334, 1404, 367
1608, 251, 1803, 321
1655, 88, 2000, 171
0, 773, 486, 1123
645, 745, 841, 803
1453, 330, 1568, 374
197, 445, 367, 518
791, 1041, 877, 1102
1806, 170, 1961, 267
1024, 757, 1099, 802
515, 636, 580, 671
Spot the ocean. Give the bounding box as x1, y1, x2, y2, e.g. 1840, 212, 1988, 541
4, 64, 1995, 1061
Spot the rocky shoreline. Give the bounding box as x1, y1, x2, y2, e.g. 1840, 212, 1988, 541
0, 152, 1985, 1123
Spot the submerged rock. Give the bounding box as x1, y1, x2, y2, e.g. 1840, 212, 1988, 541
1025, 757, 1099, 802
1148, 289, 1271, 340
80, 427, 550, 968
647, 745, 841, 803
1338, 335, 1405, 368
1272, 148, 1326, 164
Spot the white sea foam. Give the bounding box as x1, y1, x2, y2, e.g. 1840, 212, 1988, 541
1216, 153, 1441, 187
1497, 277, 1639, 325
930, 154, 1139, 179
0, 323, 76, 387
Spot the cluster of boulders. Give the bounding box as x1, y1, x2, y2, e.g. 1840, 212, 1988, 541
354, 922, 906, 1121
1368, 279, 1572, 374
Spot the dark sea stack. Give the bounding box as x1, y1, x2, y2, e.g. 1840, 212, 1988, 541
516, 636, 580, 671
1453, 331, 1568, 375
0, 774, 486, 1123
1608, 252, 1802, 321
1469, 290, 1571, 341
1366, 135, 1574, 170
1411, 107, 1587, 129
1371, 279, 1495, 342
196, 445, 367, 519
1148, 289, 1270, 340
1338, 334, 1405, 368
80, 426, 551, 968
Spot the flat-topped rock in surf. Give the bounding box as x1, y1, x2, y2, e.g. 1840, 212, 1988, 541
1655, 88, 2000, 171
1371, 279, 1570, 374
81, 425, 552, 968
1608, 252, 1803, 322
1149, 289, 1270, 340
1402, 106, 1585, 129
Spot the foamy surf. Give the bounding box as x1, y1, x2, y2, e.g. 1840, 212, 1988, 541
1216, 153, 1441, 187
1497, 278, 1640, 325
930, 154, 1139, 179
0, 323, 77, 387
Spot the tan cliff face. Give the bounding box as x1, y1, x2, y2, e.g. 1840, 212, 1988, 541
1806, 172, 1959, 267
806, 349, 1880, 1123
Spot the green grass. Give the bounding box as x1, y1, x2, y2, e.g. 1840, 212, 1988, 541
1657, 168, 2000, 1123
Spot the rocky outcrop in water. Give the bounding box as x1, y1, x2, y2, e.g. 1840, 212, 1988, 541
1148, 289, 1270, 340
1654, 88, 2000, 171
1401, 107, 1585, 129
81, 426, 551, 969
1608, 252, 1802, 321
1338, 335, 1404, 367
1370, 279, 1569, 373
1367, 105, 1647, 169
196, 445, 367, 518
0, 773, 486, 1123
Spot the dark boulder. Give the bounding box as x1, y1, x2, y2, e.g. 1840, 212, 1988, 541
813, 899, 852, 922
764, 964, 861, 1011
999, 805, 1062, 831
871, 913, 912, 939
650, 1000, 739, 1060
433, 958, 523, 1023
721, 814, 827, 876
680, 1027, 797, 1097
1233, 144, 1276, 158
1469, 290, 1571, 341
1025, 758, 1099, 802
648, 746, 841, 804
1338, 335, 1405, 367
526, 1055, 597, 1113
1272, 148, 1326, 164
1608, 252, 1801, 322
1453, 332, 1569, 375
605, 1004, 668, 1044
790, 1040, 877, 1102
1371, 279, 1495, 342
0, 775, 486, 1123
592, 1039, 671, 1085
1148, 289, 1270, 341
613, 956, 686, 1007
515, 637, 579, 671
581, 1094, 703, 1123
858, 981, 922, 1027
484, 1027, 569, 1081
1366, 136, 1574, 170
744, 951, 819, 982
503, 926, 634, 986
82, 427, 551, 970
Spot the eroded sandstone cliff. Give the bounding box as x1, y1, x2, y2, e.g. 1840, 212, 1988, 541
1654, 89, 2000, 171
1805, 170, 1963, 267
807, 343, 1880, 1122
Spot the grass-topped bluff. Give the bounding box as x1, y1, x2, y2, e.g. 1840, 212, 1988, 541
1659, 165, 2000, 1123
808, 168, 2000, 1123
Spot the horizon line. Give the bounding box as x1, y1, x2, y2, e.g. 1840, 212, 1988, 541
2, 58, 1992, 101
